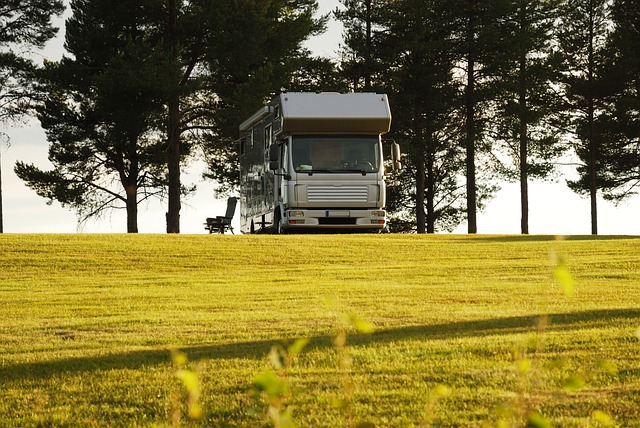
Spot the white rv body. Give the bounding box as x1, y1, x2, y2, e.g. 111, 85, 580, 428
239, 92, 393, 233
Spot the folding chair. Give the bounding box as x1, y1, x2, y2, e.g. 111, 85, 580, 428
204, 197, 238, 234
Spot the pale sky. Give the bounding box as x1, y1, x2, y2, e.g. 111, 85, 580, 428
1, 0, 638, 235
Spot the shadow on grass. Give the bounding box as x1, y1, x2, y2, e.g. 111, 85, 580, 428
466, 235, 640, 243
452, 234, 640, 243
3, 308, 639, 382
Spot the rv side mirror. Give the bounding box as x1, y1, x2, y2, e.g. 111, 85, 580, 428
391, 142, 402, 171
269, 143, 279, 171
269, 143, 279, 162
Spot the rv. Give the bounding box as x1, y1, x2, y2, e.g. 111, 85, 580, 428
238, 92, 400, 234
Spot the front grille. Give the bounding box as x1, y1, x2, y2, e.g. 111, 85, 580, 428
307, 185, 368, 203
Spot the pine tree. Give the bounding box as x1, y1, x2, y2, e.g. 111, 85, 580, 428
448, 0, 510, 233
491, 0, 566, 234
379, 0, 467, 233
558, 0, 611, 235
335, 0, 383, 91
0, 0, 64, 121
15, 0, 169, 232
594, 0, 640, 203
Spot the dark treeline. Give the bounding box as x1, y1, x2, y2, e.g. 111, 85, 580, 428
340, 0, 639, 234
2, 0, 639, 234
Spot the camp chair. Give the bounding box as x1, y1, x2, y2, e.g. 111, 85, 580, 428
204, 197, 238, 234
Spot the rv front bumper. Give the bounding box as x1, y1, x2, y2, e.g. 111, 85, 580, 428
283, 209, 386, 230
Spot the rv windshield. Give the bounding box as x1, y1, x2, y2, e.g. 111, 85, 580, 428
292, 135, 381, 173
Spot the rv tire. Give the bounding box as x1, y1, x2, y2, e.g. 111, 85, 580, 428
274, 211, 283, 234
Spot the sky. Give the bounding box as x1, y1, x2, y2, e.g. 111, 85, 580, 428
1, 0, 638, 235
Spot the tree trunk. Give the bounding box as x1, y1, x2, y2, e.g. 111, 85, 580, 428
166, 0, 181, 234
465, 0, 478, 234
364, 0, 372, 91
589, 150, 597, 235
587, 2, 598, 235
415, 158, 426, 234
588, 108, 598, 235
519, 125, 529, 235
125, 184, 138, 233
124, 137, 139, 233
426, 150, 436, 234
166, 98, 181, 234
518, 11, 529, 235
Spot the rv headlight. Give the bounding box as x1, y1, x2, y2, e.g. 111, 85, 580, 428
372, 210, 386, 218
289, 211, 304, 218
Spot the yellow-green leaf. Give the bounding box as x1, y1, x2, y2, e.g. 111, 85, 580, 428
563, 374, 585, 391
552, 253, 575, 297
592, 410, 615, 426
347, 313, 374, 334
176, 369, 199, 392
254, 370, 288, 398
288, 338, 309, 356
527, 412, 552, 428
517, 359, 532, 375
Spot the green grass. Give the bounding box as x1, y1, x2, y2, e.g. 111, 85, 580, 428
1, 234, 639, 427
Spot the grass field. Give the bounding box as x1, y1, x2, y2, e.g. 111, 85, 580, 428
1, 234, 639, 427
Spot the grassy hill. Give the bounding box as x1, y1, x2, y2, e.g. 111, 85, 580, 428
1, 234, 639, 426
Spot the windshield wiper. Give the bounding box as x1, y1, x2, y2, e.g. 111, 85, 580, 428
302, 168, 372, 175
333, 168, 370, 175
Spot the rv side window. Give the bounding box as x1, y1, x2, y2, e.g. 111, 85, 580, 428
264, 125, 272, 150
283, 142, 289, 173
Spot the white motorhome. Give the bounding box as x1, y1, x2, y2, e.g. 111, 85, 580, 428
239, 92, 399, 234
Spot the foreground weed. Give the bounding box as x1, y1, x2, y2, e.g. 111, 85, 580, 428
500, 247, 618, 427
336, 314, 372, 421
171, 349, 203, 425
591, 410, 616, 426
483, 246, 621, 428
551, 249, 574, 298
421, 384, 451, 428
485, 316, 548, 427
252, 338, 308, 428
252, 305, 376, 428
328, 301, 375, 426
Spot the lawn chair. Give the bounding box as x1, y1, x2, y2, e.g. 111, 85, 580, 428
204, 197, 238, 234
